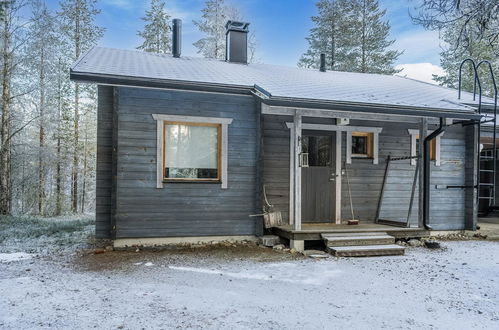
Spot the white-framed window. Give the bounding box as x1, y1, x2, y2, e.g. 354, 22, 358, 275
152, 114, 233, 189
408, 129, 443, 166
346, 128, 382, 165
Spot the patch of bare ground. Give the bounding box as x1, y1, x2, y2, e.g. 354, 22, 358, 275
72, 242, 305, 272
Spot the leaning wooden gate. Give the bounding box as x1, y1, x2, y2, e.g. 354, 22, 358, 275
375, 155, 419, 227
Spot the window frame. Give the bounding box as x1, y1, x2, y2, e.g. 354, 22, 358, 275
351, 131, 374, 158
408, 129, 443, 166
163, 121, 222, 183
346, 128, 381, 165
152, 114, 233, 189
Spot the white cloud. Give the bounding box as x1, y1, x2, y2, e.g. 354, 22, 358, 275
392, 29, 442, 64
395, 63, 446, 85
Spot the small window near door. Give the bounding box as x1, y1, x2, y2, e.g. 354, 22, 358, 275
407, 129, 443, 166
351, 132, 373, 158
416, 136, 436, 161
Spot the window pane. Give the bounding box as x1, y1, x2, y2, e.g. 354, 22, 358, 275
352, 136, 367, 155
416, 138, 436, 161
302, 136, 331, 166
165, 124, 218, 179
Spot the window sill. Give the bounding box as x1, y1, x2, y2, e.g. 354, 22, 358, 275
163, 179, 222, 184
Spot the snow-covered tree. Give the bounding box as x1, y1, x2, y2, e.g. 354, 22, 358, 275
193, 0, 257, 62
0, 0, 32, 215
348, 0, 402, 74
298, 0, 353, 70
25, 0, 60, 215
434, 22, 497, 97
58, 0, 104, 213
300, 0, 401, 74
412, 0, 499, 54
137, 0, 171, 53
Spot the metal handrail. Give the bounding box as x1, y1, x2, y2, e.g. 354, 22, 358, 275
458, 58, 482, 113
476, 60, 498, 209
458, 58, 482, 216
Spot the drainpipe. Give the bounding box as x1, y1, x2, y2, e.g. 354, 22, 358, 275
423, 117, 446, 230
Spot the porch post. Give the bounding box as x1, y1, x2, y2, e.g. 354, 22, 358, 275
418, 118, 427, 228
289, 126, 294, 225
293, 111, 302, 231
335, 131, 342, 224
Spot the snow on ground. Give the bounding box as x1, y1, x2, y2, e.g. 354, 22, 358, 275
0, 252, 33, 263
1, 238, 498, 329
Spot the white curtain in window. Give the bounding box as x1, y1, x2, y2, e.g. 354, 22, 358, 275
165, 124, 218, 169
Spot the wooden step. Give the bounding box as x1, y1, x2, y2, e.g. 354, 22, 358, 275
323, 234, 395, 247
328, 244, 405, 257
321, 232, 389, 238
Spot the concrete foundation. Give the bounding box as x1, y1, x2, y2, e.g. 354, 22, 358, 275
114, 235, 258, 248
258, 235, 282, 247
290, 239, 304, 252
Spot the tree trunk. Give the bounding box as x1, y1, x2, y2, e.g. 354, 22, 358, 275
38, 49, 46, 215
55, 59, 63, 216
71, 7, 81, 214
0, 11, 12, 215
81, 115, 87, 214
71, 84, 79, 213
361, 0, 367, 73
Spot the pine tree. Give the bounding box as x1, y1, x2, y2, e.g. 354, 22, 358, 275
59, 0, 104, 213
300, 0, 401, 74
0, 0, 30, 215
298, 0, 352, 70
193, 0, 231, 59
26, 0, 59, 215
193, 0, 257, 61
349, 0, 402, 74
137, 0, 171, 53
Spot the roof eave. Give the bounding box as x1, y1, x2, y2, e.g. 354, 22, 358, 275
69, 70, 254, 96
262, 96, 481, 121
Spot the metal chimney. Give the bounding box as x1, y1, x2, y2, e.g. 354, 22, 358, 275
225, 20, 250, 64
172, 19, 182, 58
320, 53, 326, 72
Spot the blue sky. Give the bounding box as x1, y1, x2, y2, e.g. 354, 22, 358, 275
45, 0, 443, 80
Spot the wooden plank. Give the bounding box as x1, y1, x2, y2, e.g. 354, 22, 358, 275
328, 244, 405, 257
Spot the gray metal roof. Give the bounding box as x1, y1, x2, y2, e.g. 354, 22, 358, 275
71, 46, 484, 114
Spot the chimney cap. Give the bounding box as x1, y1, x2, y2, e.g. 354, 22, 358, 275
320, 53, 326, 72
225, 20, 250, 33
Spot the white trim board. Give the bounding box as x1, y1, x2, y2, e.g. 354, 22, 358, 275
286, 122, 383, 133
345, 131, 381, 165
152, 114, 233, 189
263, 104, 448, 124
152, 114, 233, 125
408, 129, 444, 166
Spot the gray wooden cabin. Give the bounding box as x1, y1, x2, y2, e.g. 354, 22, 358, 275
70, 21, 484, 249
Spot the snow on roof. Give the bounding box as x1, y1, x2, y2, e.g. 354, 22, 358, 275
71, 46, 482, 113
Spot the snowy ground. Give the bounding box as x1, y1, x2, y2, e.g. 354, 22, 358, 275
0, 218, 498, 329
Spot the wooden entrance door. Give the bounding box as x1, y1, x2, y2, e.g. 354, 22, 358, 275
301, 133, 336, 223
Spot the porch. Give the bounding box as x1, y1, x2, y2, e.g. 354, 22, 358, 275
273, 222, 430, 241
261, 102, 478, 252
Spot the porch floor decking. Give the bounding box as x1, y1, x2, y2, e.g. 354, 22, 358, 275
273, 223, 429, 241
